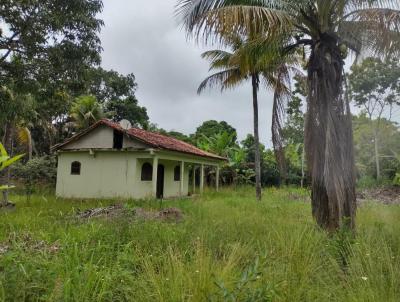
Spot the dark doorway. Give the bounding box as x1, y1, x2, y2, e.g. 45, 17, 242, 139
156, 164, 165, 199
113, 130, 123, 149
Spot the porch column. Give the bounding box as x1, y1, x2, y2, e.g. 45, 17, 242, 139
192, 165, 196, 194
216, 165, 220, 192
200, 164, 204, 194
180, 161, 185, 196
152, 156, 158, 197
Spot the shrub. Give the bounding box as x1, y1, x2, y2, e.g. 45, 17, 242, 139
394, 173, 400, 186
12, 156, 57, 197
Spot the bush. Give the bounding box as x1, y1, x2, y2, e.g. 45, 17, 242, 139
394, 173, 400, 186
12, 156, 57, 196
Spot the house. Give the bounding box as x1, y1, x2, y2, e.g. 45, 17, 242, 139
52, 119, 226, 199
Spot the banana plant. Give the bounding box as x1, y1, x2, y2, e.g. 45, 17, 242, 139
0, 142, 24, 191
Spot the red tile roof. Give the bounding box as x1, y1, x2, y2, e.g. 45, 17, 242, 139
53, 119, 226, 161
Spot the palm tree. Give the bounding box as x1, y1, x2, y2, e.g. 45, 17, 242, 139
70, 95, 104, 130
197, 34, 291, 201
177, 0, 400, 231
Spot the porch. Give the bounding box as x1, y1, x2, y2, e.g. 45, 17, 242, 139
140, 149, 222, 198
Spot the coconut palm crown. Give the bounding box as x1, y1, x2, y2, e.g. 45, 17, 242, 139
176, 0, 400, 231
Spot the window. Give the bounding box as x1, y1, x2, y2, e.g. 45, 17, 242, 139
174, 165, 181, 181
141, 163, 153, 181
71, 161, 81, 175
113, 129, 123, 149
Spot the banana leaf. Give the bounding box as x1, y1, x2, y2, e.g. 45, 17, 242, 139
0, 154, 25, 172
0, 185, 15, 191
0, 143, 6, 157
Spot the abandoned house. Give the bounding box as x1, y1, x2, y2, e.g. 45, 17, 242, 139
52, 119, 226, 199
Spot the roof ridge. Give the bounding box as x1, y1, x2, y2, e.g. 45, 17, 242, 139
53, 118, 227, 161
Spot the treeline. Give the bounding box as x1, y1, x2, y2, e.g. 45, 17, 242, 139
157, 115, 400, 188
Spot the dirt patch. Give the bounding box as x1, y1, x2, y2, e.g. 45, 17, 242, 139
0, 202, 16, 211
76, 204, 127, 219
76, 205, 184, 223
284, 187, 400, 205
155, 208, 183, 222
0, 244, 9, 255
357, 186, 400, 205
286, 192, 310, 202
0, 233, 61, 256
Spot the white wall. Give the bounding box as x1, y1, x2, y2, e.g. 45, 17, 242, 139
56, 151, 190, 199
63, 125, 149, 150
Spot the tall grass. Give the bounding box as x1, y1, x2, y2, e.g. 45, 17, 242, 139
0, 187, 399, 301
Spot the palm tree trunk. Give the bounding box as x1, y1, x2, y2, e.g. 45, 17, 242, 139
374, 128, 381, 180
305, 37, 356, 231
301, 145, 305, 188
252, 74, 262, 201
272, 92, 287, 186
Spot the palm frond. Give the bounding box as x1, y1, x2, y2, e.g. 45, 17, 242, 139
197, 68, 244, 94
201, 49, 234, 70
176, 0, 293, 44
17, 127, 32, 146
341, 7, 400, 56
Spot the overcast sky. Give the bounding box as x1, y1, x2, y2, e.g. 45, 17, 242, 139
99, 1, 400, 146
99, 0, 275, 145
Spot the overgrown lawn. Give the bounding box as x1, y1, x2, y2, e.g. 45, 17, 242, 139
0, 187, 399, 301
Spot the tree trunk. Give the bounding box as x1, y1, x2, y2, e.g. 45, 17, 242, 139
305, 35, 356, 231
272, 91, 287, 186
252, 74, 262, 201
301, 145, 305, 188
374, 128, 381, 180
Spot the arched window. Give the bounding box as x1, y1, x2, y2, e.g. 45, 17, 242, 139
71, 161, 81, 175
174, 165, 181, 181
141, 163, 153, 181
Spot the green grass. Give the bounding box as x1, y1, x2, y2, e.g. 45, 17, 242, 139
0, 187, 400, 301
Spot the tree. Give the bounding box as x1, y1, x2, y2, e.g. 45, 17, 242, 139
193, 120, 237, 145
353, 114, 400, 181
197, 34, 290, 201
0, 0, 103, 70
82, 68, 150, 128
177, 0, 400, 231
106, 97, 149, 128
282, 74, 307, 186
197, 131, 237, 158
0, 1, 104, 154
348, 58, 400, 179
70, 95, 104, 130
155, 128, 193, 144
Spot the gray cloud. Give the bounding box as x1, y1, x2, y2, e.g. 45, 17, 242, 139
99, 0, 274, 146
99, 1, 400, 147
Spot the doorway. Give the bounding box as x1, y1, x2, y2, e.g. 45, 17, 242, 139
156, 164, 164, 199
